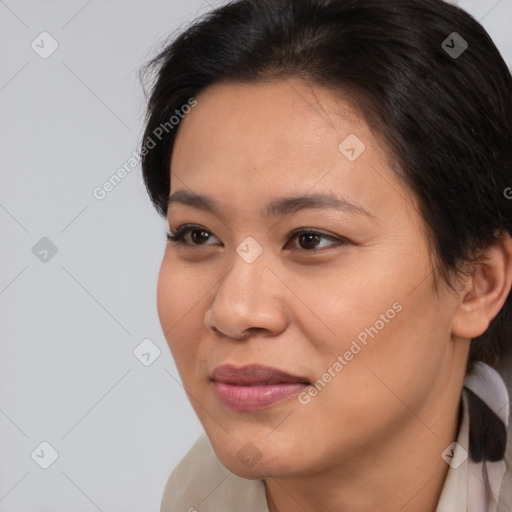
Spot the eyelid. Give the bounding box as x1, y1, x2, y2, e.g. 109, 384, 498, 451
288, 227, 341, 241
167, 223, 221, 245
287, 229, 349, 252
167, 223, 349, 252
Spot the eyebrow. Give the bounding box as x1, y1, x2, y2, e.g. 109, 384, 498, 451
168, 190, 375, 219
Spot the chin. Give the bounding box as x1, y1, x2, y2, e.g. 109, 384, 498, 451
208, 432, 306, 480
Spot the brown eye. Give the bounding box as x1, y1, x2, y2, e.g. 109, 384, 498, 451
166, 225, 220, 246
298, 233, 322, 250
189, 229, 211, 244
287, 229, 348, 252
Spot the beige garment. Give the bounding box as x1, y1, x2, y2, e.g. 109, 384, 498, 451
161, 393, 472, 512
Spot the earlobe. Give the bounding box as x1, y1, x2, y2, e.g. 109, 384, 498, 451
451, 231, 512, 340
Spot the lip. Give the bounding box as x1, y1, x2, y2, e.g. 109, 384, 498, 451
210, 364, 310, 412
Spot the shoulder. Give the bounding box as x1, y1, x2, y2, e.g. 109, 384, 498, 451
160, 433, 269, 512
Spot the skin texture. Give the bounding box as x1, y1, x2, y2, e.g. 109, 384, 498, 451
157, 79, 512, 512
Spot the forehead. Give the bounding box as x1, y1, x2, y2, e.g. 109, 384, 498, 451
169, 79, 415, 222
172, 79, 370, 168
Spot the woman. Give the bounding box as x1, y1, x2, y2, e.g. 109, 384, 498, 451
140, 0, 512, 510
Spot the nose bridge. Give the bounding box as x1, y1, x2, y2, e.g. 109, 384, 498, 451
219, 246, 272, 311
205, 242, 287, 338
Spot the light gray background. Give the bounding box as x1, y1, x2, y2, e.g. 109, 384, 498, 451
0, 0, 511, 510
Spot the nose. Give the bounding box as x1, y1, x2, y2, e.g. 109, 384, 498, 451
204, 251, 288, 341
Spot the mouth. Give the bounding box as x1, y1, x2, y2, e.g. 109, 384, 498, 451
210, 364, 311, 412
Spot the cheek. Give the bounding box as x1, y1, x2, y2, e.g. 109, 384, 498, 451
156, 254, 209, 377
156, 252, 203, 331
293, 244, 448, 408
283, 246, 419, 352
156, 255, 175, 333
327, 286, 451, 426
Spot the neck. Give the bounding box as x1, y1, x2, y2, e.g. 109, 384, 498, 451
264, 396, 462, 512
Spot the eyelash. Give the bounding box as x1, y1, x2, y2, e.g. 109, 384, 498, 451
166, 223, 348, 252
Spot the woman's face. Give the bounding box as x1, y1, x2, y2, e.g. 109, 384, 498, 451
157, 79, 468, 478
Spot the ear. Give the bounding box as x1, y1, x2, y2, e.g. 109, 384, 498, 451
452, 231, 512, 339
